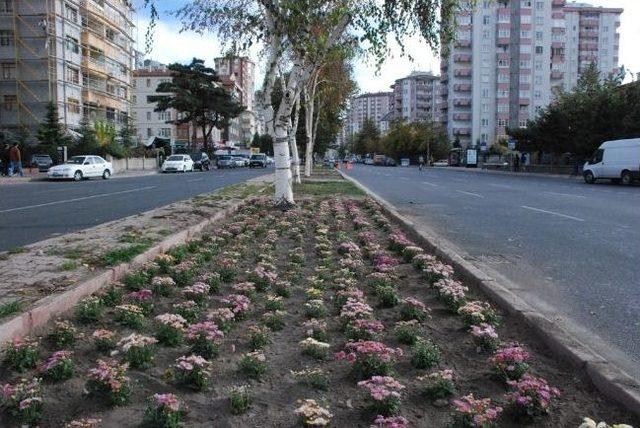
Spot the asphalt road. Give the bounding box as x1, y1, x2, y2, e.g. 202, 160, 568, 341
0, 168, 271, 252
345, 165, 640, 374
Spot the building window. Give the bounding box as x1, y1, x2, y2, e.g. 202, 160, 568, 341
66, 36, 79, 53
483, 15, 490, 25
534, 90, 541, 99
481, 118, 489, 126
535, 31, 543, 41
1, 63, 15, 79
159, 128, 171, 137
132, 79, 137, 88
0, 30, 14, 46
146, 111, 151, 120
0, 0, 13, 13
67, 98, 80, 114
146, 78, 151, 87
147, 128, 152, 137
132, 95, 137, 104
535, 46, 543, 54
3, 95, 16, 110
66, 4, 78, 23
66, 66, 79, 84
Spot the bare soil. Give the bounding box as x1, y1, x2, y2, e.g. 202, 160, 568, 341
0, 188, 636, 427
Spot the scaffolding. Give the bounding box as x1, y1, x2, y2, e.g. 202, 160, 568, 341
0, 0, 135, 143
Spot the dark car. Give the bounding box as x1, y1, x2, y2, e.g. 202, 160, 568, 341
249, 154, 267, 168
31, 154, 53, 172
190, 152, 211, 171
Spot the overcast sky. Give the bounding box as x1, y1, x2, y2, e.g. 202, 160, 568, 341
134, 0, 639, 94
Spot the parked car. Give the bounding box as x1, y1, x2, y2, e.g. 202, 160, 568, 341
232, 156, 247, 167
47, 155, 113, 181
31, 154, 53, 172
364, 157, 374, 165
383, 156, 397, 167
236, 154, 251, 166
190, 152, 211, 171
161, 154, 194, 173
583, 138, 640, 185
216, 155, 236, 169
249, 153, 268, 168
400, 158, 410, 167
266, 156, 274, 166
433, 159, 449, 167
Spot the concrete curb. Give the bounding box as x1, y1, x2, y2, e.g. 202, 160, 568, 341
427, 165, 582, 181
0, 201, 243, 346
340, 171, 640, 417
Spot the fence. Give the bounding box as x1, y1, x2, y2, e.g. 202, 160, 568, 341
106, 156, 159, 173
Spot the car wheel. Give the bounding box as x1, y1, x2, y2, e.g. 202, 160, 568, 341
621, 170, 633, 186
73, 170, 83, 181
182, 166, 186, 173
583, 171, 595, 184
102, 169, 111, 180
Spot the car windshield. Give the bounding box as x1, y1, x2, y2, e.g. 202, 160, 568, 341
218, 155, 231, 160
191, 153, 203, 160
66, 157, 86, 165
167, 155, 183, 161
251, 155, 266, 160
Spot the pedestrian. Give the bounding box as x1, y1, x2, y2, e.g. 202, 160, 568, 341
8, 142, 24, 177
520, 153, 527, 172
513, 154, 520, 172
418, 155, 425, 171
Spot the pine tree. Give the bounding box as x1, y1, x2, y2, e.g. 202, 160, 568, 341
36, 102, 70, 157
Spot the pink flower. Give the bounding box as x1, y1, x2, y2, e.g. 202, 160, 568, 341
371, 415, 409, 428
154, 393, 181, 412
186, 321, 224, 342
126, 289, 153, 301
358, 376, 405, 401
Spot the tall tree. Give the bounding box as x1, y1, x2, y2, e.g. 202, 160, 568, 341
149, 58, 244, 151
141, 0, 459, 205
36, 102, 71, 158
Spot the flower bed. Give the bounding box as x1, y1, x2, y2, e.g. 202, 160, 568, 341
0, 195, 636, 427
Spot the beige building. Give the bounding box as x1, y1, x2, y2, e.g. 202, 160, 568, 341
0, 0, 135, 142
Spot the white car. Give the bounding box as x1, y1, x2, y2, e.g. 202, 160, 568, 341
433, 159, 449, 167
162, 154, 194, 173
232, 156, 247, 167
47, 155, 113, 181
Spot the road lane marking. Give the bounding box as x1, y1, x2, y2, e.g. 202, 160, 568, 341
422, 181, 440, 188
456, 190, 484, 198
543, 191, 587, 199
0, 186, 157, 214
521, 205, 585, 222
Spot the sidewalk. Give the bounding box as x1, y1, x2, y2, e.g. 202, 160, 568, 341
432, 166, 583, 181
0, 169, 158, 185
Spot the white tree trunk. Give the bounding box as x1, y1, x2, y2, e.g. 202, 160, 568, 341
290, 96, 302, 183
272, 64, 303, 205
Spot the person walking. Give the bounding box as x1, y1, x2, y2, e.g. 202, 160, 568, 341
513, 153, 520, 172
418, 155, 425, 171
520, 152, 527, 172
8, 143, 24, 177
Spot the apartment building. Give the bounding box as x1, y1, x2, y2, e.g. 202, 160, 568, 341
0, 0, 135, 142
214, 56, 256, 145
132, 61, 190, 145
346, 92, 393, 137
440, 0, 622, 147
390, 71, 441, 123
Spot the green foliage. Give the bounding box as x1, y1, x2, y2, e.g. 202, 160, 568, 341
0, 300, 22, 319
150, 58, 244, 150
229, 387, 252, 414
411, 338, 440, 370
351, 118, 381, 155
511, 64, 640, 157
252, 133, 274, 155
36, 102, 71, 159
100, 244, 152, 267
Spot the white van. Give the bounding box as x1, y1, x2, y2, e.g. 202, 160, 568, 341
583, 138, 640, 185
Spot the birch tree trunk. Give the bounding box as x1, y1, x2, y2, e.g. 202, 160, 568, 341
303, 74, 318, 177
289, 96, 302, 183
272, 64, 303, 205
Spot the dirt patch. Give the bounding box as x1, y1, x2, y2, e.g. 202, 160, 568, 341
0, 192, 636, 427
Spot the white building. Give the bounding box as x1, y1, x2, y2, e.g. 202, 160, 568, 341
0, 0, 135, 141
215, 56, 256, 145
346, 92, 394, 136
132, 61, 201, 147
440, 0, 622, 147
391, 71, 441, 123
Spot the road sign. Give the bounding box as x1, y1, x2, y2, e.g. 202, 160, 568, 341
508, 139, 516, 150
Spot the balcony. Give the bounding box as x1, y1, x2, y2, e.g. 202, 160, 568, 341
580, 18, 599, 27
551, 70, 564, 80
453, 128, 471, 136
454, 54, 471, 63
552, 0, 566, 6
455, 40, 472, 48
579, 42, 598, 51
453, 113, 471, 121
454, 83, 471, 92
519, 98, 530, 106
82, 88, 123, 110
454, 69, 472, 78
453, 98, 471, 107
